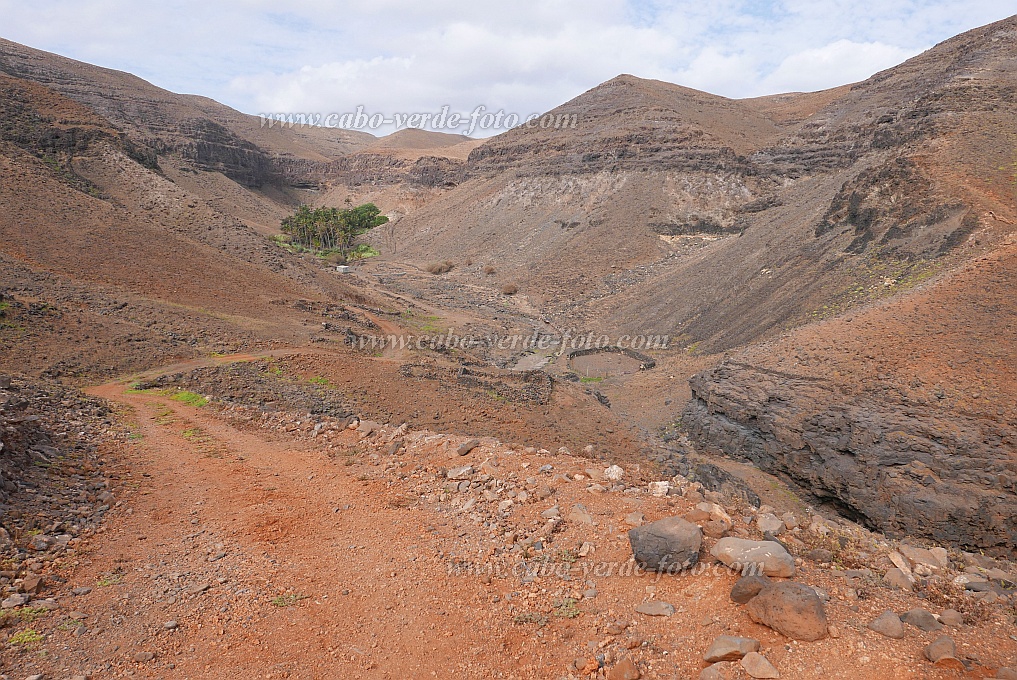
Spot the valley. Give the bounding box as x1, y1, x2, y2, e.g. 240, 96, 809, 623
0, 15, 1015, 679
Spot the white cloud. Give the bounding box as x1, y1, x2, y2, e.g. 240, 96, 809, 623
757, 39, 920, 94
0, 1, 1012, 135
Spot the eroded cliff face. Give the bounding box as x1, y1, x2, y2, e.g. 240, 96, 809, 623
683, 361, 1016, 553
680, 231, 1017, 555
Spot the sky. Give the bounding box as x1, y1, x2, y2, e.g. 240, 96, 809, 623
0, 1, 1012, 136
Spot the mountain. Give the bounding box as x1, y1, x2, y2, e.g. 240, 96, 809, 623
1, 16, 1015, 551
376, 16, 1017, 550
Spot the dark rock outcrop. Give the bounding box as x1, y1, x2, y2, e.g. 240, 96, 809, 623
682, 360, 1017, 553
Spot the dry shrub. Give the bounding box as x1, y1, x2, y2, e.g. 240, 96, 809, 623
484, 265, 496, 275
501, 283, 519, 295
426, 261, 454, 275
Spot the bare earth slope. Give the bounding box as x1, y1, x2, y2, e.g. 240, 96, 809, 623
0, 38, 374, 186
0, 16, 1016, 679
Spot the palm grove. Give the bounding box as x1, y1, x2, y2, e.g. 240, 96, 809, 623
279, 202, 389, 261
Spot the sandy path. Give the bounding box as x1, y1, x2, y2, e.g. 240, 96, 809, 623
51, 379, 499, 679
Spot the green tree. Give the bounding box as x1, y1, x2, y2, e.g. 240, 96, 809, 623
279, 203, 388, 260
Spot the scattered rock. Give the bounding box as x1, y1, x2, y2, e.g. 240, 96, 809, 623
71, 586, 92, 596
882, 567, 914, 591
867, 611, 904, 639
939, 609, 963, 627
741, 651, 780, 679
1, 593, 30, 608
704, 635, 760, 662
635, 600, 675, 617
568, 504, 595, 525
647, 481, 670, 497
447, 465, 474, 480
805, 548, 834, 563
185, 583, 211, 596
624, 511, 645, 527
20, 573, 43, 593
924, 636, 962, 668
604, 465, 625, 482
756, 513, 784, 536
607, 656, 641, 680
629, 517, 702, 572
457, 439, 480, 456
899, 544, 949, 574
134, 651, 156, 662
27, 534, 53, 551
901, 608, 943, 632
730, 574, 771, 604
745, 582, 828, 641
540, 506, 560, 519
996, 667, 1017, 680
164, 620, 179, 630
710, 538, 795, 577
699, 661, 744, 679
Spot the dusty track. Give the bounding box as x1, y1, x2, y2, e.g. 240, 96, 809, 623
65, 371, 498, 678
5, 357, 1015, 679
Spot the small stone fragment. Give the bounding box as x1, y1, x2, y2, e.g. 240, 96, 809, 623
606, 655, 640, 680
867, 611, 904, 639
704, 634, 760, 662
901, 608, 943, 632
882, 567, 914, 591
457, 439, 480, 456
730, 574, 771, 604
939, 609, 963, 627
741, 651, 780, 678
635, 600, 675, 617
1, 593, 30, 608
924, 636, 962, 668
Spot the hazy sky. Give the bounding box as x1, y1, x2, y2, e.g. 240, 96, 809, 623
1, 1, 1011, 136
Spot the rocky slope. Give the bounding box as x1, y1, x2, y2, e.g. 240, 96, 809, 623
0, 37, 375, 187
359, 16, 1017, 554
3, 357, 1014, 677
388, 16, 1017, 352
682, 237, 1017, 554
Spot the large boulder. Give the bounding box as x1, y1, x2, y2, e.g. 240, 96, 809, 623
711, 538, 795, 577
745, 582, 828, 641
629, 517, 702, 572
